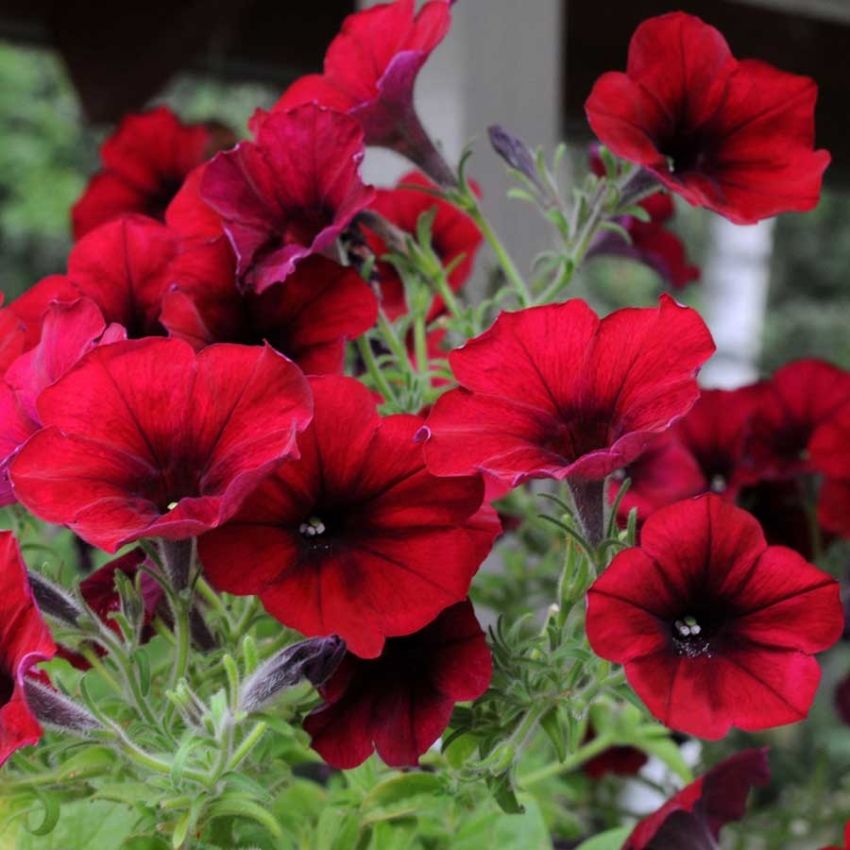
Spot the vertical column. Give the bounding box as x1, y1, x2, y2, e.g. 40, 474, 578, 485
698, 218, 775, 388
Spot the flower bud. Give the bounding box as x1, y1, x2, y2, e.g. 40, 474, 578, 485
23, 677, 101, 734
239, 635, 345, 713
28, 572, 85, 627
487, 125, 543, 194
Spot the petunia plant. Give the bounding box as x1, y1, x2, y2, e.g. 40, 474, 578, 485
0, 3, 848, 849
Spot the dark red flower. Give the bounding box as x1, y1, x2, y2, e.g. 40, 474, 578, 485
198, 376, 499, 659
0, 298, 125, 505
675, 386, 763, 496
811, 402, 850, 537
420, 296, 714, 486
585, 12, 830, 224
0, 531, 56, 766
72, 107, 217, 239
80, 548, 164, 638
588, 150, 698, 290
272, 0, 451, 151
818, 477, 850, 538
624, 749, 769, 850
10, 338, 312, 552
587, 494, 842, 739
161, 245, 377, 374
364, 170, 482, 320
200, 105, 375, 294
745, 359, 850, 481
609, 432, 705, 525
304, 600, 491, 768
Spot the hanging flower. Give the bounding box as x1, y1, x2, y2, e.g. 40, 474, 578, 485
420, 296, 714, 486
200, 105, 375, 294
0, 531, 56, 766
587, 494, 842, 739
624, 749, 769, 849
304, 600, 491, 768
198, 376, 499, 659
585, 12, 830, 224
72, 107, 222, 239
11, 338, 312, 552
271, 1, 454, 183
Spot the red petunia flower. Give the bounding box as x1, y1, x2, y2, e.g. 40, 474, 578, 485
587, 494, 842, 739
72, 107, 218, 240
609, 432, 705, 525
582, 726, 648, 780
161, 245, 377, 375
811, 402, 850, 537
10, 338, 312, 552
624, 749, 769, 850
0, 298, 125, 505
364, 170, 482, 320
0, 531, 56, 766
198, 376, 499, 659
200, 105, 375, 294
588, 149, 698, 290
585, 13, 830, 224
744, 359, 850, 481
272, 0, 452, 176
818, 477, 850, 539
304, 600, 491, 768
420, 296, 714, 486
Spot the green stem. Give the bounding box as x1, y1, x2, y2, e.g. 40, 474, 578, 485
519, 733, 617, 787
468, 205, 531, 307
227, 721, 268, 772
357, 336, 398, 407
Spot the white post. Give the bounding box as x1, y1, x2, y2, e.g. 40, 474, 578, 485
698, 218, 775, 388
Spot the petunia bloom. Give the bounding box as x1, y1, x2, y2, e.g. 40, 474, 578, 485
0, 531, 57, 766
161, 247, 377, 375
624, 749, 769, 850
271, 1, 454, 184
200, 105, 375, 294
585, 12, 830, 224
587, 494, 842, 739
72, 107, 220, 239
0, 297, 125, 506
11, 338, 312, 552
420, 295, 714, 487
304, 600, 491, 768
811, 401, 850, 537
363, 170, 482, 321
198, 376, 499, 659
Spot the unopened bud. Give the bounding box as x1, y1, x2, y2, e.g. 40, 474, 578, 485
24, 677, 101, 734
28, 572, 84, 626
240, 635, 346, 713
488, 125, 544, 193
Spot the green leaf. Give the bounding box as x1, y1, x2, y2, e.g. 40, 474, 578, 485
573, 826, 631, 850
121, 836, 170, 850
455, 796, 551, 850
362, 772, 442, 813
540, 707, 567, 763
16, 800, 137, 850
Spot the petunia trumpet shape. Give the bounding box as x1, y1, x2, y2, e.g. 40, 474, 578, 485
624, 749, 769, 850
420, 295, 715, 486
200, 105, 375, 293
304, 600, 491, 768
585, 12, 830, 224
198, 376, 499, 659
587, 494, 842, 739
0, 531, 56, 766
272, 0, 454, 184
11, 338, 312, 552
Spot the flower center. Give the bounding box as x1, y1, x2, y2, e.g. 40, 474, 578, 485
671, 615, 712, 658
299, 516, 327, 538
660, 132, 710, 176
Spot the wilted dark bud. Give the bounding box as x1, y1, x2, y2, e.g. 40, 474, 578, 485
28, 572, 84, 626
159, 538, 193, 591
24, 677, 101, 734
240, 635, 346, 713
488, 125, 544, 193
